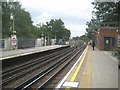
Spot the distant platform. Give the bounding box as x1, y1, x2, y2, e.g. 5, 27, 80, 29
0, 45, 68, 60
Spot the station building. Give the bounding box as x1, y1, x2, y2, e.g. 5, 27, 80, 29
96, 27, 118, 51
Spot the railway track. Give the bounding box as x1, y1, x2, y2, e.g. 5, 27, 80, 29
2, 45, 86, 89
2, 47, 70, 82
2, 46, 74, 88
41, 46, 85, 89
37, 46, 84, 89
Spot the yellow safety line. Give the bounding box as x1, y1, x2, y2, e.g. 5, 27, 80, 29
70, 46, 88, 81
65, 47, 88, 90
80, 47, 92, 88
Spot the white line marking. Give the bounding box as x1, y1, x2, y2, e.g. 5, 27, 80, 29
55, 46, 88, 88
0, 45, 65, 60
105, 51, 118, 63
62, 82, 79, 88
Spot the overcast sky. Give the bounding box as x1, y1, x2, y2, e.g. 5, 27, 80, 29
18, 0, 94, 37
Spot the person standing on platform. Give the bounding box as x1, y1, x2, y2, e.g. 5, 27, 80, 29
92, 40, 95, 50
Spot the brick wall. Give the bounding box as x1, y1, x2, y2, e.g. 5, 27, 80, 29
96, 27, 118, 50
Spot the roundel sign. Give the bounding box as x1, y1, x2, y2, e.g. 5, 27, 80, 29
11, 35, 17, 45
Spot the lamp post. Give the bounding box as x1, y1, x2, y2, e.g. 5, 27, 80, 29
118, 2, 120, 36
10, 13, 15, 33
41, 25, 44, 46
10, 13, 17, 50
55, 31, 57, 44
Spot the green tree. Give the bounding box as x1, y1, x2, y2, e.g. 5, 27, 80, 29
2, 2, 11, 38
49, 19, 70, 40
2, 1, 71, 41
2, 1, 33, 38
36, 19, 71, 43
92, 2, 118, 23
86, 1, 119, 39
73, 35, 89, 42
31, 25, 42, 38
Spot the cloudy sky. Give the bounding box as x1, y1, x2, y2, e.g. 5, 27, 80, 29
19, 0, 94, 37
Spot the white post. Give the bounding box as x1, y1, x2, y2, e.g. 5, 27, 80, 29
45, 37, 46, 46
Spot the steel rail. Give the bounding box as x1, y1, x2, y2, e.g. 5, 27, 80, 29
14, 45, 86, 89
14, 48, 76, 90
2, 47, 74, 86
38, 47, 83, 89
2, 47, 69, 75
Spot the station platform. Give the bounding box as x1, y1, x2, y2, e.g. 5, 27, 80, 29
0, 45, 66, 60
56, 45, 118, 88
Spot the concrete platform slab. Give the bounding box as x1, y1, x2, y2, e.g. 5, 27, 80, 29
56, 46, 88, 88
91, 47, 118, 88
56, 45, 118, 89
0, 45, 67, 60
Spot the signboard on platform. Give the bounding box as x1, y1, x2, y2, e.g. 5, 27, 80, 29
0, 39, 4, 48
118, 35, 120, 47
11, 35, 17, 45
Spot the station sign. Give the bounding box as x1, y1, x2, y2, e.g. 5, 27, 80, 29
11, 35, 17, 45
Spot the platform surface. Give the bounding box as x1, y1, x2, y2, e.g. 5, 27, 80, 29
56, 45, 118, 88
0, 45, 66, 60
91, 47, 118, 88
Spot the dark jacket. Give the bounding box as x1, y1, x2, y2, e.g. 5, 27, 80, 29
92, 41, 95, 47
